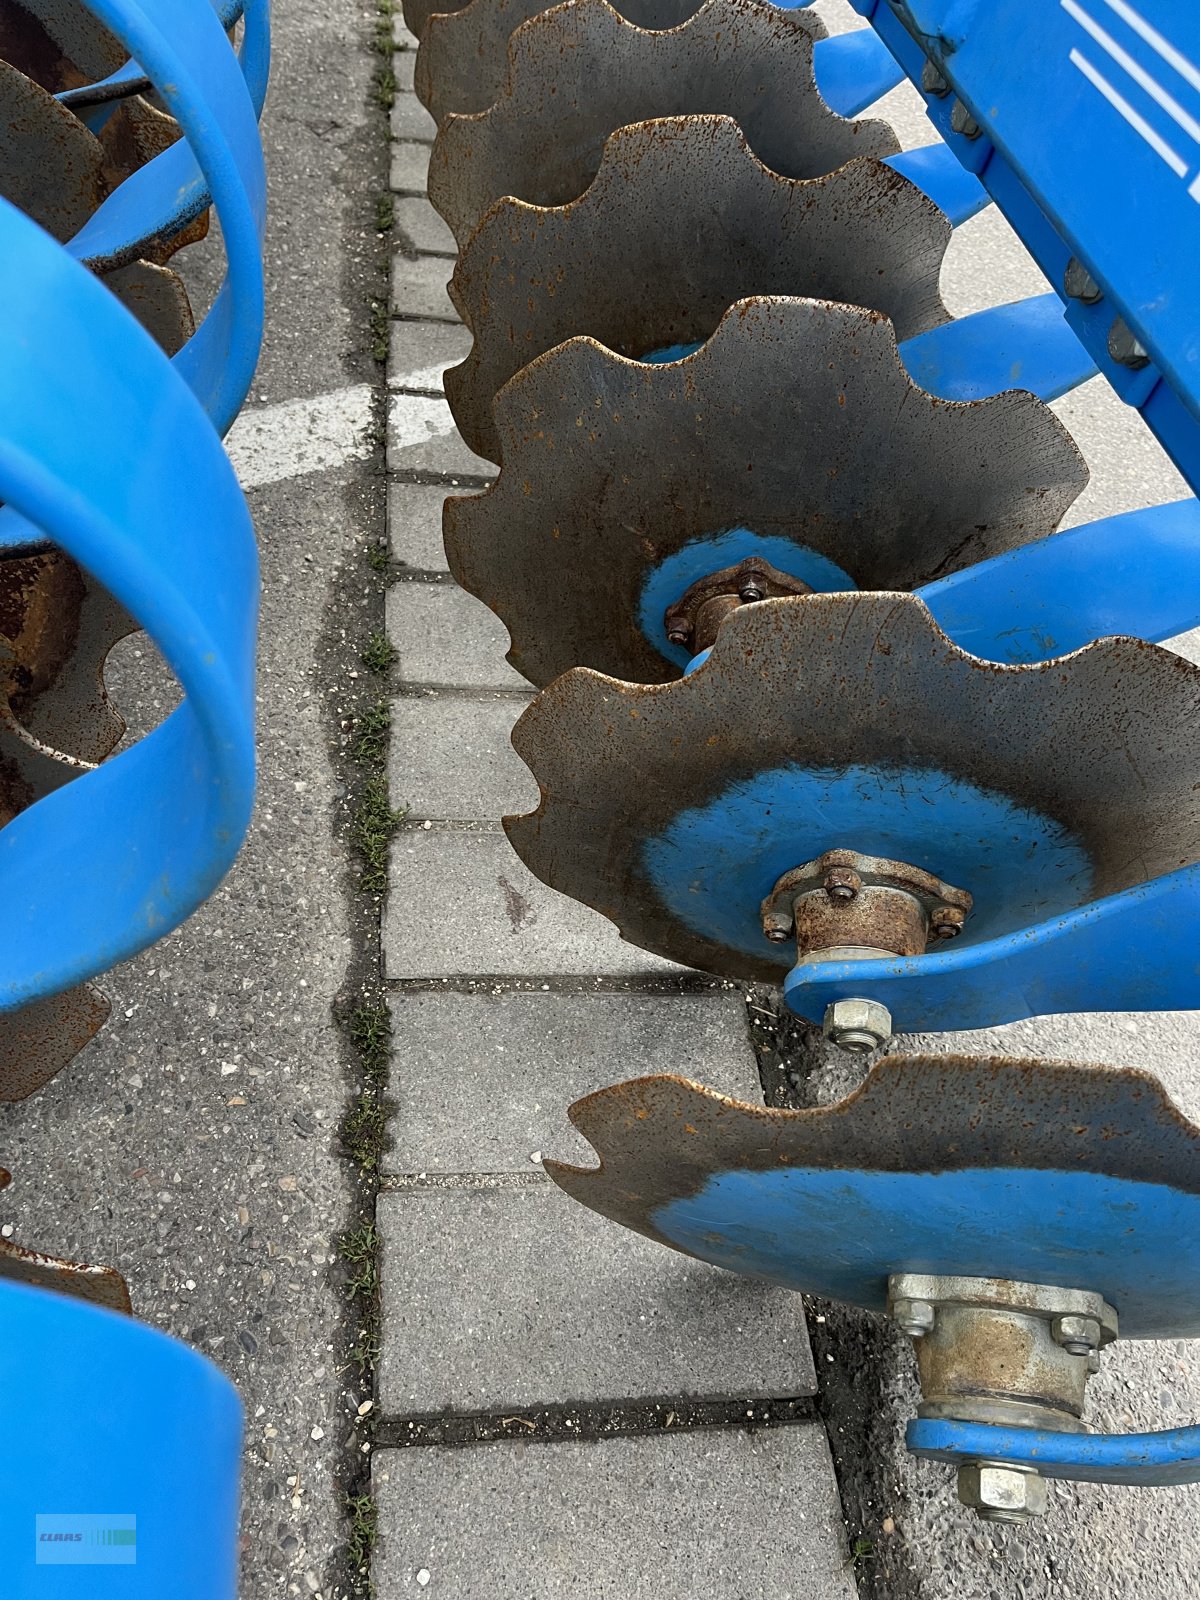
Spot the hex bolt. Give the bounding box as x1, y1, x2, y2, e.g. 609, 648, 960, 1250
950, 99, 981, 138
666, 625, 690, 647
822, 998, 892, 1055
930, 906, 966, 940
1108, 317, 1150, 369
762, 907, 794, 944
891, 1297, 936, 1337
738, 580, 766, 603
823, 867, 862, 902
1051, 1314, 1102, 1356
1064, 257, 1103, 304
957, 1462, 1049, 1525
921, 59, 950, 97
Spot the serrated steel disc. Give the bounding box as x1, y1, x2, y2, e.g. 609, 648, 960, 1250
0, 984, 111, 1100
0, 0, 125, 91
0, 1158, 129, 1313
0, 56, 106, 239
446, 115, 950, 463
505, 593, 1200, 981
427, 0, 889, 234
0, 548, 132, 762
445, 296, 1087, 686
105, 260, 196, 355
412, 0, 771, 112
545, 1056, 1200, 1338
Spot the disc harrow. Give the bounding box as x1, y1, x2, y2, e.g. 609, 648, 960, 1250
397, 0, 1200, 1535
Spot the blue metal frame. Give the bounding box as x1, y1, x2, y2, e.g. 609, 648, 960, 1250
851, 0, 1200, 497
909, 1417, 1200, 1489
63, 0, 270, 437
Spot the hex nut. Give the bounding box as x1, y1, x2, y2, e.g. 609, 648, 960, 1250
824, 867, 861, 902
1051, 1314, 1102, 1355
957, 1462, 1049, 1524
822, 998, 892, 1054
891, 1297, 936, 1337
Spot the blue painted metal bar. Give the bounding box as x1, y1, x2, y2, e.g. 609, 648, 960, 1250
0, 197, 257, 1010
850, 0, 1200, 495
783, 861, 1200, 1034
899, 294, 1098, 403
59, 0, 268, 436
647, 296, 1094, 404
813, 28, 905, 118
885, 143, 988, 226
0, 1280, 241, 1596
909, 1417, 1200, 1489
919, 498, 1200, 663
59, 0, 248, 111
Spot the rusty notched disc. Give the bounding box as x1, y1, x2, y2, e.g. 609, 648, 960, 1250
445, 296, 1086, 686
411, 0, 786, 114
427, 0, 895, 234
505, 593, 1200, 982
545, 1055, 1200, 1339
445, 115, 951, 463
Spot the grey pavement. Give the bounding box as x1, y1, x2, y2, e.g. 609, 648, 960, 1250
374, 1428, 856, 1599
382, 991, 756, 1173
377, 1185, 813, 1413
385, 828, 685, 978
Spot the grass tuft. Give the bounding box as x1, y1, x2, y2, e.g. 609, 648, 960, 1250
347, 1494, 378, 1575
370, 299, 389, 364
361, 631, 398, 675
352, 702, 392, 765
349, 1001, 392, 1089
351, 776, 405, 893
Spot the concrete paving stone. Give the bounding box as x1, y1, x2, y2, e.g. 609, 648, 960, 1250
391, 138, 430, 194
377, 1186, 816, 1411
388, 480, 454, 572
388, 317, 471, 393
391, 252, 456, 320
384, 991, 758, 1173
391, 91, 437, 142
385, 828, 682, 977
388, 581, 523, 689
390, 693, 534, 820
388, 392, 496, 477
393, 193, 457, 256
394, 47, 416, 89
394, 12, 418, 46
373, 1427, 853, 1597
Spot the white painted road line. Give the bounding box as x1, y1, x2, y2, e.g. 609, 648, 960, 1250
225, 383, 375, 489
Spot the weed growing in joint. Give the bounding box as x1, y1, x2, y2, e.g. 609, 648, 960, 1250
370, 298, 389, 364
338, 1213, 385, 1383
350, 1001, 392, 1089
346, 1494, 378, 1576
352, 777, 406, 892
352, 702, 391, 765
362, 631, 398, 675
